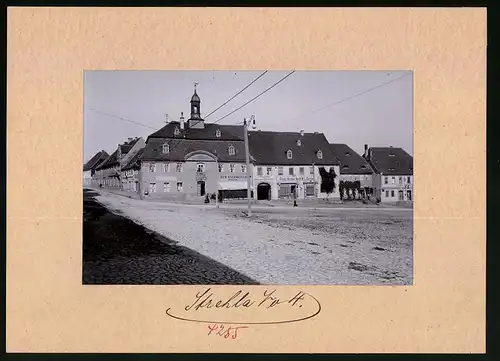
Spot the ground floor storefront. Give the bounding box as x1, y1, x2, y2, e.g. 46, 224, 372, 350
380, 187, 413, 202
126, 166, 340, 202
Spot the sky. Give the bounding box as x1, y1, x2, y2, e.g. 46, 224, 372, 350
83, 70, 413, 163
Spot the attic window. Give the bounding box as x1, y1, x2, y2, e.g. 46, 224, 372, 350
174, 127, 180, 136
287, 150, 293, 159
361, 165, 367, 169
345, 152, 350, 156
162, 143, 170, 154
389, 167, 395, 171
389, 154, 395, 157
317, 150, 323, 160
296, 139, 301, 146
228, 145, 235, 156
342, 165, 349, 169
215, 129, 221, 138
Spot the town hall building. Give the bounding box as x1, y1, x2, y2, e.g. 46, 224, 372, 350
106, 86, 341, 202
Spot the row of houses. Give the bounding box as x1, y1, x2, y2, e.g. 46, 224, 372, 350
84, 88, 413, 203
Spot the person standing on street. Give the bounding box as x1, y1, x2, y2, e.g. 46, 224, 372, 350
293, 188, 298, 207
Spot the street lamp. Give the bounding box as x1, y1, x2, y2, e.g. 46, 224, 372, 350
243, 116, 254, 217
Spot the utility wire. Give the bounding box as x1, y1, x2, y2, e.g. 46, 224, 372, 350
165, 70, 295, 157
88, 108, 158, 130
204, 71, 268, 119
283, 71, 412, 123
159, 71, 270, 155
211, 70, 295, 124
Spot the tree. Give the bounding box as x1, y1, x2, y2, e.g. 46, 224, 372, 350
344, 181, 351, 199
353, 180, 361, 199
319, 167, 337, 201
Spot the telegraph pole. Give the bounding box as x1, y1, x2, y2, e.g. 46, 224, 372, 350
215, 151, 219, 209
243, 117, 253, 217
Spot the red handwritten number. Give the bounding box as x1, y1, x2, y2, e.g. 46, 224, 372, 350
206, 324, 249, 339
207, 324, 219, 336
232, 326, 249, 339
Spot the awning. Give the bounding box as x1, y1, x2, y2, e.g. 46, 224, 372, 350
218, 181, 248, 190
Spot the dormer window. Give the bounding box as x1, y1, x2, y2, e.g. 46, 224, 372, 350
296, 139, 301, 146
389, 167, 395, 171
317, 150, 323, 159
215, 129, 221, 138
345, 152, 350, 156
361, 165, 367, 169
389, 153, 395, 157
174, 127, 180, 136
162, 143, 170, 154
287, 150, 293, 159
228, 145, 235, 156
342, 165, 349, 169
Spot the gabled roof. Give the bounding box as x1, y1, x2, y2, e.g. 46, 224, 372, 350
120, 137, 140, 155
366, 147, 413, 175
330, 144, 372, 175
95, 150, 119, 170
147, 121, 244, 141
83, 150, 109, 171
248, 131, 339, 166
122, 148, 145, 171
141, 138, 247, 163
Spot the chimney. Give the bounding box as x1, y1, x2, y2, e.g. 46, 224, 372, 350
180, 112, 185, 130
300, 129, 304, 136
128, 137, 133, 142
364, 144, 368, 157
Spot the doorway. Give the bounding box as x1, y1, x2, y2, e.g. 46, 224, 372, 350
197, 181, 206, 196
407, 190, 412, 201
398, 190, 404, 201
257, 183, 271, 200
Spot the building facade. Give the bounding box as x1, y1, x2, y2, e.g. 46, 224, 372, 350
363, 145, 413, 202
102, 87, 343, 203
94, 137, 145, 189
249, 130, 341, 201
330, 143, 374, 199
138, 86, 252, 200
121, 148, 145, 193
83, 150, 109, 187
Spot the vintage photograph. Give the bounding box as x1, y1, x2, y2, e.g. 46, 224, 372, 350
83, 70, 413, 285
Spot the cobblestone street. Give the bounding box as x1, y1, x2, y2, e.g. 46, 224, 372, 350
91, 190, 413, 285
82, 189, 258, 285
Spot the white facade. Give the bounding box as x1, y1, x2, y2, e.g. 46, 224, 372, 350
253, 164, 340, 201
378, 174, 413, 202
83, 170, 92, 186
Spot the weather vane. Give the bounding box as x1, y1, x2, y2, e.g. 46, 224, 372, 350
194, 82, 199, 90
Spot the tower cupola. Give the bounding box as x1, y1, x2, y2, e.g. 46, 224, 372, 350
188, 83, 204, 129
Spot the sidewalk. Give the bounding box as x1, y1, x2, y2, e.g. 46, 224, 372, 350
89, 188, 412, 213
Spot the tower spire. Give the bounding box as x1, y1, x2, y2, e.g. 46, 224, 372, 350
188, 83, 204, 128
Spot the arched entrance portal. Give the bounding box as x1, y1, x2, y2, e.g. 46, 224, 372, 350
257, 183, 271, 200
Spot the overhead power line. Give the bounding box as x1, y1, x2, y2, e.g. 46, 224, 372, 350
165, 70, 295, 157
204, 71, 268, 119
283, 71, 412, 123
212, 70, 295, 124
88, 108, 158, 130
